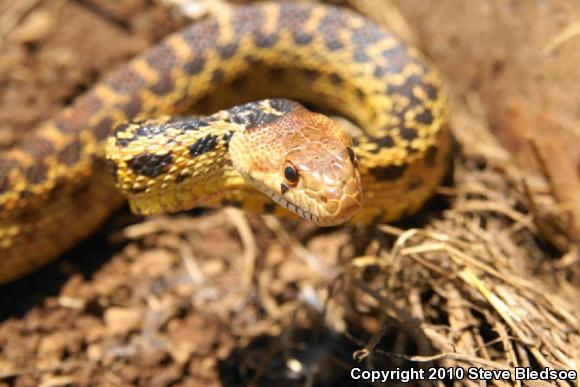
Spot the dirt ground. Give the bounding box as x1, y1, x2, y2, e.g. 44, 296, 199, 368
0, 0, 579, 386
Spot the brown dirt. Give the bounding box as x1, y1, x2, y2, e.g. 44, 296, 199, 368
1, 1, 578, 386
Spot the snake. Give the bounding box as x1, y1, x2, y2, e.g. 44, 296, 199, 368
0, 1, 450, 284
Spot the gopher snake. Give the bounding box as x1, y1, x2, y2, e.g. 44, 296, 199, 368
0, 2, 450, 283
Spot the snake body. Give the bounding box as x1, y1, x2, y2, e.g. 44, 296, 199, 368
0, 2, 450, 284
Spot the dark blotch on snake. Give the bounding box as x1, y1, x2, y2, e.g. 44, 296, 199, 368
218, 42, 239, 59
165, 117, 213, 132
177, 118, 213, 131
121, 97, 143, 118
424, 84, 439, 100
425, 145, 438, 166
329, 73, 343, 85
254, 33, 279, 48
94, 117, 114, 141
151, 77, 174, 96
127, 152, 173, 178
184, 56, 206, 75
189, 134, 218, 157
231, 75, 249, 90
223, 131, 234, 149
25, 164, 47, 185
373, 66, 386, 78
302, 69, 321, 81
374, 134, 396, 149
325, 39, 344, 51
416, 109, 434, 125
57, 140, 83, 166
369, 164, 407, 181
353, 49, 371, 63
400, 127, 418, 141
293, 32, 313, 45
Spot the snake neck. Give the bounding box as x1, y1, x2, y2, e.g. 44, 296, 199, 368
107, 100, 307, 215
107, 113, 247, 216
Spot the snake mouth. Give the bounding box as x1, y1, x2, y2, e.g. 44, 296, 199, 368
243, 174, 331, 225
254, 182, 321, 224
254, 181, 357, 227
267, 188, 362, 226
267, 189, 322, 224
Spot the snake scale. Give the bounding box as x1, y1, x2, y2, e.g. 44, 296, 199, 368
0, 2, 450, 284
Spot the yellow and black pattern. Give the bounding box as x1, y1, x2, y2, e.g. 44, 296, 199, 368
108, 99, 302, 206
0, 1, 450, 283
107, 98, 365, 226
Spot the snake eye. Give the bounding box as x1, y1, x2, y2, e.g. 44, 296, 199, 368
284, 165, 299, 185
347, 147, 358, 167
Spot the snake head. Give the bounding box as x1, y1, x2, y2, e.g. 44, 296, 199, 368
278, 137, 364, 226
231, 101, 363, 226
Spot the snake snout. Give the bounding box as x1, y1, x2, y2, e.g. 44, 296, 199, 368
314, 156, 363, 225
